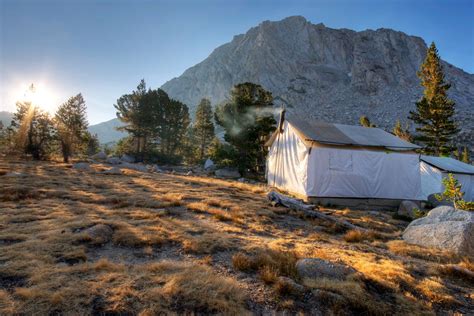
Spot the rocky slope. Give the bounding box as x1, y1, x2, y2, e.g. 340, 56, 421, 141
88, 118, 126, 144
161, 16, 474, 148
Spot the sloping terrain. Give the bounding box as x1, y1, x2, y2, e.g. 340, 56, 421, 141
0, 158, 473, 315
162, 16, 474, 148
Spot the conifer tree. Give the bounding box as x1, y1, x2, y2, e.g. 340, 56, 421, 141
409, 42, 459, 155
55, 93, 88, 162
392, 120, 412, 142
194, 98, 215, 160
12, 100, 55, 160
215, 82, 276, 174
461, 146, 470, 164
359, 116, 376, 128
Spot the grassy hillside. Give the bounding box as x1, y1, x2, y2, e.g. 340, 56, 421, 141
0, 158, 472, 315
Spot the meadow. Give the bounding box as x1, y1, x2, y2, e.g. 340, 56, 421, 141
0, 158, 472, 315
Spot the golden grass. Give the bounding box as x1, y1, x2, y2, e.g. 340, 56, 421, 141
0, 158, 472, 314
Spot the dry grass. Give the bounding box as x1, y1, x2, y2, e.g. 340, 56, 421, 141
0, 158, 472, 314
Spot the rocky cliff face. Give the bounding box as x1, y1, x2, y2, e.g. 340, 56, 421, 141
161, 16, 474, 148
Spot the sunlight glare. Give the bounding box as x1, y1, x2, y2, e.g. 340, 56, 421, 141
16, 82, 58, 114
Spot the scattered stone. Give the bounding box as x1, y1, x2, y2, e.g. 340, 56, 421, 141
238, 178, 246, 183
398, 200, 420, 219
121, 154, 135, 163
427, 193, 453, 207
73, 162, 92, 171
403, 206, 474, 256
84, 224, 113, 245
102, 167, 122, 175
120, 162, 148, 173
296, 258, 356, 280
151, 165, 163, 173
4, 171, 26, 177
186, 171, 193, 176
91, 151, 107, 160
105, 157, 121, 165
204, 158, 215, 170
215, 168, 241, 179
277, 276, 305, 294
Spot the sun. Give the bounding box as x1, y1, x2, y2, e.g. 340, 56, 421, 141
16, 82, 58, 114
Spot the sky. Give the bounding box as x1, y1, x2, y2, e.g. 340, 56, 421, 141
1, 0, 473, 124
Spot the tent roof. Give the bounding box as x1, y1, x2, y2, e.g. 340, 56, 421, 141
421, 155, 474, 175
281, 115, 420, 150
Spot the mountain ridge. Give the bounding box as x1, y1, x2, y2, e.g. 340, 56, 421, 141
160, 16, 473, 148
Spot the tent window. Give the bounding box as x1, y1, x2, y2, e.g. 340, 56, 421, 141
329, 151, 353, 172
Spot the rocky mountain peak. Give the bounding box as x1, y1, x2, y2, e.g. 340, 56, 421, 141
161, 17, 473, 148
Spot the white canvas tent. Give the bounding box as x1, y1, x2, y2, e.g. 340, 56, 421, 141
420, 155, 474, 201
266, 114, 422, 203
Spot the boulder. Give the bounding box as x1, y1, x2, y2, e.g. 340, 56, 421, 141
215, 168, 241, 179
427, 193, 453, 207
84, 224, 113, 245
403, 206, 474, 256
102, 167, 122, 175
204, 158, 215, 170
106, 157, 121, 165
277, 276, 305, 295
73, 162, 92, 171
398, 200, 419, 219
296, 258, 356, 280
121, 154, 135, 163
120, 162, 148, 173
92, 151, 107, 160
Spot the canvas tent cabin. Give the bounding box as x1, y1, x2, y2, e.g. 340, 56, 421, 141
266, 113, 422, 209
420, 155, 474, 202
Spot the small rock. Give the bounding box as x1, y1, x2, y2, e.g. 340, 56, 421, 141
427, 193, 453, 207
73, 162, 92, 171
105, 157, 121, 165
151, 165, 163, 173
215, 168, 241, 179
4, 171, 26, 177
102, 167, 122, 175
277, 276, 305, 294
398, 200, 419, 219
186, 171, 193, 176
204, 158, 215, 170
238, 178, 246, 183
296, 258, 356, 280
84, 224, 113, 245
121, 154, 135, 163
120, 162, 148, 173
403, 206, 474, 256
91, 151, 107, 160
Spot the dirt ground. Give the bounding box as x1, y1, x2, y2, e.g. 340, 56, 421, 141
0, 158, 472, 315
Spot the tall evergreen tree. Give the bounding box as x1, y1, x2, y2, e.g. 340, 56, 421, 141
194, 98, 215, 160
12, 100, 55, 160
408, 42, 459, 155
55, 93, 88, 162
215, 82, 276, 174
114, 80, 151, 160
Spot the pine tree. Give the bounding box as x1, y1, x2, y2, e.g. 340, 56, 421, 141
408, 42, 459, 155
114, 80, 151, 161
392, 120, 412, 142
461, 146, 470, 164
359, 116, 376, 128
194, 98, 215, 161
11, 100, 55, 160
55, 93, 88, 162
436, 173, 464, 209
215, 82, 276, 174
